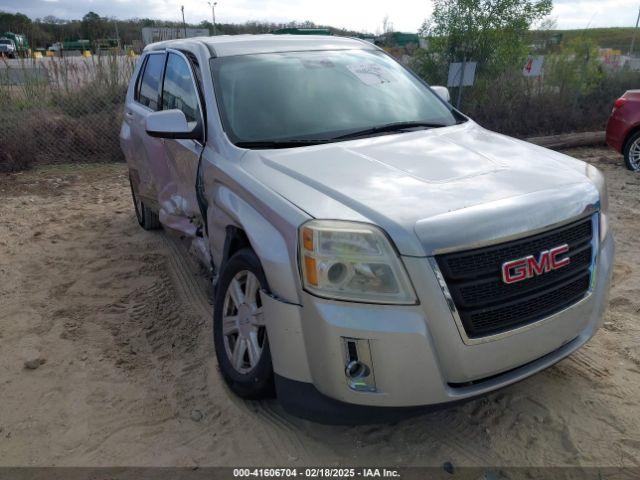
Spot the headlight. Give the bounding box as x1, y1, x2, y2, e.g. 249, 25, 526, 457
586, 164, 610, 243
299, 220, 417, 304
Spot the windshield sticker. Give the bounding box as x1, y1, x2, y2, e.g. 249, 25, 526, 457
299, 58, 335, 69
346, 63, 393, 86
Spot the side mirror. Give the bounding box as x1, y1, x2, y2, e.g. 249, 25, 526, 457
432, 86, 451, 103
145, 109, 201, 140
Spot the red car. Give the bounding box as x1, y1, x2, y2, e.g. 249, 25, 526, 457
606, 90, 640, 171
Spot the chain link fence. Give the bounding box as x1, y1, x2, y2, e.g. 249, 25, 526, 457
0, 55, 137, 172
2, 49, 640, 173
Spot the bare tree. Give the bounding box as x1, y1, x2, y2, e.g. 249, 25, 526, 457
382, 15, 394, 34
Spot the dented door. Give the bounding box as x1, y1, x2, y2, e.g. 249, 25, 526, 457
156, 50, 206, 237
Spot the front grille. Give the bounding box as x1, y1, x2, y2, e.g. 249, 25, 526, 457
435, 216, 594, 338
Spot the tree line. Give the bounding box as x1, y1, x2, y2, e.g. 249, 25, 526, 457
0, 10, 366, 49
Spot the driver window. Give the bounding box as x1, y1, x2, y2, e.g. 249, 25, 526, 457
162, 52, 201, 124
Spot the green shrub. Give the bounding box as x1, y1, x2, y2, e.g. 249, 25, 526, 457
412, 34, 640, 137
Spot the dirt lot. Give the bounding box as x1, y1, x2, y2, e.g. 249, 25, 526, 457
0, 147, 639, 468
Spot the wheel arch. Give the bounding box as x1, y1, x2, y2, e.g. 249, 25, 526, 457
221, 225, 252, 267
212, 184, 303, 304
624, 124, 640, 152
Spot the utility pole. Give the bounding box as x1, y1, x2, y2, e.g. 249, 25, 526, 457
181, 5, 187, 38
630, 6, 640, 56
114, 19, 120, 51
456, 57, 466, 109
208, 1, 218, 35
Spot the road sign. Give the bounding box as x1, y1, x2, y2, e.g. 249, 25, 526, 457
447, 61, 477, 87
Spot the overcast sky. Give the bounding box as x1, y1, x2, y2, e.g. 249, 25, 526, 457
0, 0, 638, 33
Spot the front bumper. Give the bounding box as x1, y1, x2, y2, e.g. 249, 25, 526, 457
263, 232, 614, 413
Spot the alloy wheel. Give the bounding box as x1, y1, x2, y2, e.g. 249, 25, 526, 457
222, 270, 266, 374
629, 137, 640, 171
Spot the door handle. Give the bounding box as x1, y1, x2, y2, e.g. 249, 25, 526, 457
125, 111, 134, 118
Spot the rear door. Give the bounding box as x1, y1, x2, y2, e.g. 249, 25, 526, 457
125, 51, 167, 208
156, 49, 206, 237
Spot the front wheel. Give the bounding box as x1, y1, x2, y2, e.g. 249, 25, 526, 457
213, 248, 274, 399
623, 131, 640, 172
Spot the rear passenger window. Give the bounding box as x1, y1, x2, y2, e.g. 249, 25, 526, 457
162, 53, 201, 123
137, 54, 164, 110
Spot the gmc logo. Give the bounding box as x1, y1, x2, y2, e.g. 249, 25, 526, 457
501, 244, 570, 284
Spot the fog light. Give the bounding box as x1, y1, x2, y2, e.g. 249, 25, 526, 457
345, 360, 370, 379
342, 338, 376, 392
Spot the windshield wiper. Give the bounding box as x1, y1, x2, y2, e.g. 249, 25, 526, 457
235, 139, 330, 149
234, 122, 449, 148
333, 121, 448, 140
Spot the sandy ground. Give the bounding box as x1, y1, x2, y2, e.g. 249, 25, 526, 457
0, 147, 639, 468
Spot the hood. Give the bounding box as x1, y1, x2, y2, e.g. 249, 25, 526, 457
242, 121, 598, 256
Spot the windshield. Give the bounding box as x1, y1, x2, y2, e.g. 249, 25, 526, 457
210, 49, 461, 146
0, 39, 12, 45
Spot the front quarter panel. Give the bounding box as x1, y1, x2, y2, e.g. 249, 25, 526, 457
213, 182, 299, 301
201, 148, 311, 304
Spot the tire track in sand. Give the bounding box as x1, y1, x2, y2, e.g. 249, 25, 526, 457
162, 234, 315, 464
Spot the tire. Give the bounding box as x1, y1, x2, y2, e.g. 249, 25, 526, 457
213, 248, 275, 399
623, 130, 640, 172
129, 175, 161, 230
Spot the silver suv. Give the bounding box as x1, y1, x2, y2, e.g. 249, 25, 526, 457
120, 35, 614, 423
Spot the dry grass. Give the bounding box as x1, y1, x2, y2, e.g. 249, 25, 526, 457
0, 55, 135, 172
